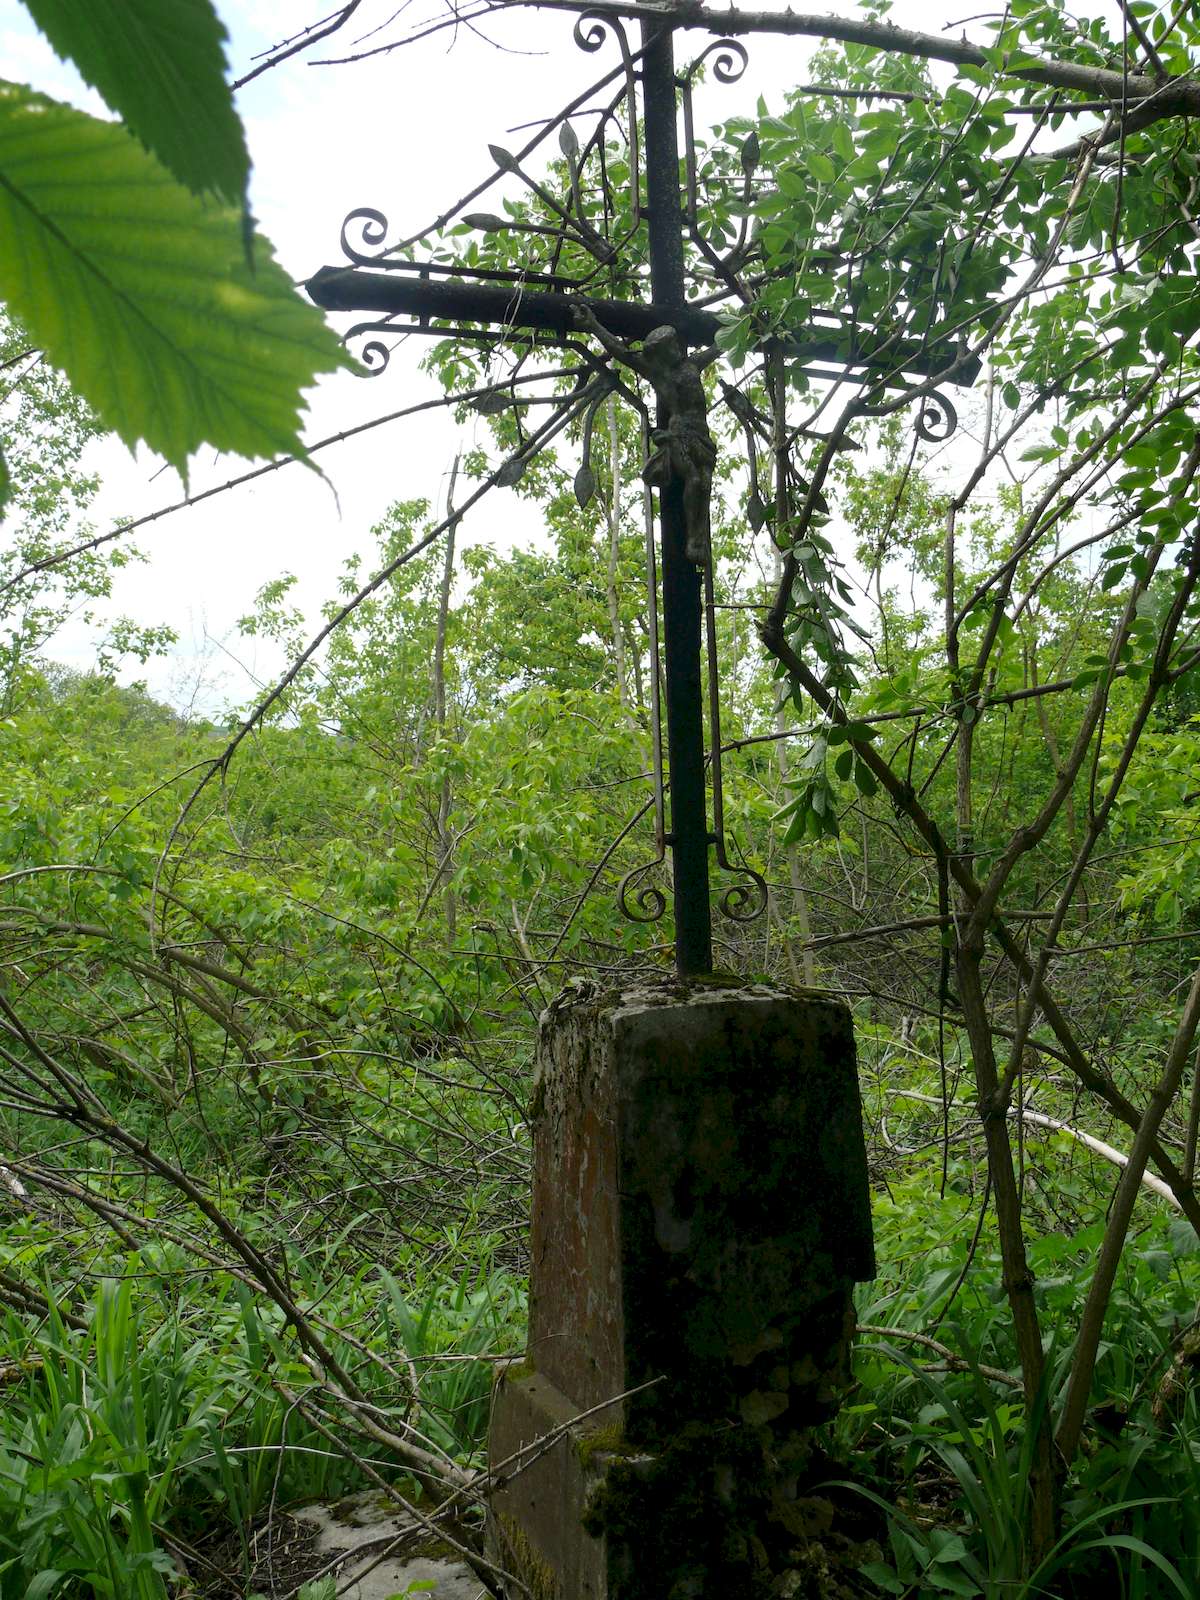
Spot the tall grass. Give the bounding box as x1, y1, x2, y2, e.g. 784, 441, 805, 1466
0, 1251, 525, 1598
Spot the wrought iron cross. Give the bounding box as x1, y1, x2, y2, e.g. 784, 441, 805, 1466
308, 8, 975, 978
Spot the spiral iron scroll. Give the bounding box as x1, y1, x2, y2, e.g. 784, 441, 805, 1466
341, 207, 393, 268
344, 320, 399, 375
715, 860, 770, 924
573, 7, 632, 58
914, 390, 958, 442
681, 38, 749, 85
617, 858, 668, 923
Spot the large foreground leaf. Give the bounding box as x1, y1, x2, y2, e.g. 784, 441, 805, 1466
0, 81, 349, 482
20, 0, 248, 204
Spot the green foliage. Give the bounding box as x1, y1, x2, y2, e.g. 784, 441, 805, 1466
0, 313, 178, 713
18, 0, 249, 203
0, 2, 348, 513
12, 3, 1200, 1590
379, 1268, 526, 1461
832, 1150, 1200, 1598
0, 1279, 194, 1599
0, 82, 347, 478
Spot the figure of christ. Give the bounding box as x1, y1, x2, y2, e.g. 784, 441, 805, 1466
573, 304, 718, 566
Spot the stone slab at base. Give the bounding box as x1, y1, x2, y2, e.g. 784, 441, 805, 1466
488, 978, 874, 1600
293, 1493, 481, 1598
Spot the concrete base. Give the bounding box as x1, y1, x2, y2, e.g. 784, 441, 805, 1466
487, 978, 874, 1600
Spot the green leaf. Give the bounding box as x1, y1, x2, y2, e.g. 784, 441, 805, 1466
782, 808, 807, 847
0, 82, 349, 478
0, 441, 8, 518
853, 762, 879, 798
24, 1573, 65, 1600
20, 0, 249, 204
805, 150, 838, 184
859, 1564, 905, 1596
1167, 1217, 1200, 1257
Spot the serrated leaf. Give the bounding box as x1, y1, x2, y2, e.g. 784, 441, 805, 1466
0, 82, 349, 477
559, 121, 579, 159
21, 0, 248, 205
574, 462, 595, 507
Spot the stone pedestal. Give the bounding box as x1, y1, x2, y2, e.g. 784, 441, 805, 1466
487, 978, 874, 1600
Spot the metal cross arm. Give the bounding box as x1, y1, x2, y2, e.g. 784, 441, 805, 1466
306, 266, 980, 389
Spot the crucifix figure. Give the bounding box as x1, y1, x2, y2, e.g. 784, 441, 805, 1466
573, 304, 717, 567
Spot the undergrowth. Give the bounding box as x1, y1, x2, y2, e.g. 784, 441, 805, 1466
826, 1157, 1200, 1599
0, 1248, 524, 1598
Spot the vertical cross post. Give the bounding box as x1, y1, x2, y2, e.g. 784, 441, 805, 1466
639, 20, 713, 978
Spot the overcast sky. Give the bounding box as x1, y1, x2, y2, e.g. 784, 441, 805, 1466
3, 0, 958, 713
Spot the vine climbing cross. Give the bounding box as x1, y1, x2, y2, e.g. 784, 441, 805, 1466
307, 4, 977, 977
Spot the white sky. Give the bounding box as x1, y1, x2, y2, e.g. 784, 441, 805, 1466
2, 0, 965, 713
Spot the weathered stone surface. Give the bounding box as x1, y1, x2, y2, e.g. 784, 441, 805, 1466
293, 1492, 482, 1598
488, 978, 874, 1599
487, 1367, 610, 1598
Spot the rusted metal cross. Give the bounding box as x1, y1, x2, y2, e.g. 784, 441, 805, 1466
308, 8, 974, 978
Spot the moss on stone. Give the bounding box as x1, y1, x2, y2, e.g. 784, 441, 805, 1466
576, 1420, 631, 1470
581, 1423, 783, 1599
496, 1512, 559, 1600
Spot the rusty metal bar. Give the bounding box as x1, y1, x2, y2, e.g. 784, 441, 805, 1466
307, 266, 979, 384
